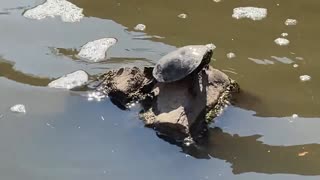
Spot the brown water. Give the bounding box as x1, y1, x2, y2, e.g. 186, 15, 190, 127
1, 0, 320, 179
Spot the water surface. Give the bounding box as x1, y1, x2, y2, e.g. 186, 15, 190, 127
1, 0, 320, 179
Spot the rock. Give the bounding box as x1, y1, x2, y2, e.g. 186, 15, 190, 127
48, 70, 89, 89
140, 66, 238, 140
10, 104, 26, 114
97, 67, 154, 108
96, 66, 238, 140
78, 38, 117, 62
23, 0, 84, 23
232, 7, 267, 21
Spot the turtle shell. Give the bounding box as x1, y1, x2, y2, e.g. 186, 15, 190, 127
153, 44, 215, 83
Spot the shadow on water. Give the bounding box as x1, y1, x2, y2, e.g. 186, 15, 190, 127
0, 58, 51, 86
159, 127, 320, 176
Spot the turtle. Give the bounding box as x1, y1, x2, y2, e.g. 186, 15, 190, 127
152, 44, 215, 83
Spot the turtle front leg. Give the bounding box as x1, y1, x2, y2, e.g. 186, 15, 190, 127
188, 73, 199, 97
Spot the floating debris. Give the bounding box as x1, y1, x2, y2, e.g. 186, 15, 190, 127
298, 151, 308, 157
271, 56, 293, 64
226, 52, 236, 59
232, 7, 267, 21
48, 70, 89, 89
300, 75, 311, 82
292, 114, 299, 118
178, 13, 188, 19
293, 64, 299, 68
285, 19, 298, 26
281, 33, 288, 37
274, 38, 290, 46
78, 38, 117, 62
10, 104, 26, 114
23, 0, 84, 23
248, 57, 274, 65
134, 24, 146, 31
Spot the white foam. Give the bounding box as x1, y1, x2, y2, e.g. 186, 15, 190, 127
274, 38, 290, 46
78, 38, 117, 62
281, 33, 288, 37
232, 7, 267, 21
300, 75, 311, 82
23, 0, 84, 23
227, 52, 236, 59
48, 70, 89, 89
178, 13, 188, 19
285, 19, 298, 26
134, 24, 146, 31
10, 104, 26, 114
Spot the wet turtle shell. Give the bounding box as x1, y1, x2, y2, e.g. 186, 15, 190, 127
153, 44, 215, 83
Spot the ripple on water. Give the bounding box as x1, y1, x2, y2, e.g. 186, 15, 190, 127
23, 0, 84, 22
232, 7, 267, 21
78, 38, 117, 62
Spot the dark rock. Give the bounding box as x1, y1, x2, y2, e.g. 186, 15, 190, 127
140, 66, 239, 140
97, 66, 239, 140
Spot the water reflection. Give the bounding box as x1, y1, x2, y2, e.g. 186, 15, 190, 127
160, 127, 320, 176
0, 58, 51, 86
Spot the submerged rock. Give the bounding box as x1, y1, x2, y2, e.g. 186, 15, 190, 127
78, 38, 117, 62
23, 0, 84, 23
232, 7, 267, 21
48, 70, 89, 89
10, 104, 26, 114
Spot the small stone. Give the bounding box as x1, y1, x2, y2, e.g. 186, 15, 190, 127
78, 38, 117, 62
232, 7, 267, 21
281, 33, 288, 37
300, 75, 311, 82
274, 38, 290, 46
48, 70, 89, 89
285, 19, 298, 26
134, 24, 146, 31
23, 0, 84, 22
10, 104, 26, 113
178, 13, 187, 19
226, 52, 236, 59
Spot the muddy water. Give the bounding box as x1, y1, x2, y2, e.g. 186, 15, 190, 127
1, 0, 320, 179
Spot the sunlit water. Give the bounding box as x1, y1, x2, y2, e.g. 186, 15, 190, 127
1, 0, 320, 179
